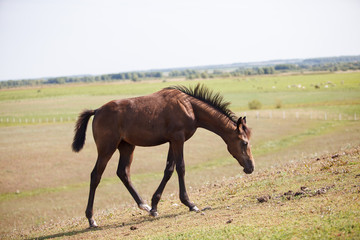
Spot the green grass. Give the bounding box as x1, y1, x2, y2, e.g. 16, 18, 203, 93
0, 72, 360, 239
1, 72, 359, 100
1, 72, 359, 126
252, 120, 346, 156
0, 72, 359, 100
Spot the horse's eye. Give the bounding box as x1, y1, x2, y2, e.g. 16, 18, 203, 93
242, 141, 248, 146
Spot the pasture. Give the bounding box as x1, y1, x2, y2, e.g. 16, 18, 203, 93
0, 72, 359, 239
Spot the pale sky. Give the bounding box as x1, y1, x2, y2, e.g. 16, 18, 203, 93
0, 0, 359, 81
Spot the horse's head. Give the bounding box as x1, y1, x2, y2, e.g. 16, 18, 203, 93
227, 116, 254, 174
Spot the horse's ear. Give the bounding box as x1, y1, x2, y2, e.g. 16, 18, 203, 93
243, 116, 247, 124
236, 117, 243, 131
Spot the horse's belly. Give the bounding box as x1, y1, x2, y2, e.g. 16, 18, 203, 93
123, 130, 168, 147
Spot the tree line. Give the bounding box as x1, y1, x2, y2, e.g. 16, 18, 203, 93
166, 61, 360, 80
1, 59, 359, 89
0, 71, 163, 89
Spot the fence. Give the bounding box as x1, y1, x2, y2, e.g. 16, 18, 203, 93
0, 116, 76, 124
240, 110, 358, 121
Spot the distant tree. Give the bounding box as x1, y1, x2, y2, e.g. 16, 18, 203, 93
131, 75, 139, 82
263, 66, 274, 74
169, 70, 181, 77
101, 75, 109, 81
275, 64, 297, 70
201, 72, 208, 79
222, 72, 230, 77
56, 78, 66, 84
244, 69, 252, 75
213, 70, 223, 75
154, 72, 162, 78
131, 73, 138, 81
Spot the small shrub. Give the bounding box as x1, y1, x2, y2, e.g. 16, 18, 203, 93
275, 100, 282, 109
248, 100, 262, 110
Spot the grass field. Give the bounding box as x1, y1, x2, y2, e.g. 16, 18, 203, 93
0, 72, 359, 239
1, 72, 359, 123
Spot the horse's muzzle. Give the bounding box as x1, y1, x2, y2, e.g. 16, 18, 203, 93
243, 161, 254, 174
243, 167, 254, 174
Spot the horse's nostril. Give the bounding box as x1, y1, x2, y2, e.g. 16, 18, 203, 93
243, 167, 254, 174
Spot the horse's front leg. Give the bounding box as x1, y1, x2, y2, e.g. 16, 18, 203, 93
150, 145, 176, 216
150, 140, 198, 217
176, 153, 199, 212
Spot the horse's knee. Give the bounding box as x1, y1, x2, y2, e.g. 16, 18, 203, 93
116, 169, 128, 183
163, 169, 174, 181
176, 165, 185, 177
90, 170, 101, 187
116, 170, 125, 181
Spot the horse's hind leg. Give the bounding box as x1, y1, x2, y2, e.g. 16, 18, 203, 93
117, 141, 150, 212
85, 145, 116, 228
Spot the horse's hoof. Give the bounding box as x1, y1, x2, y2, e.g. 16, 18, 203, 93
150, 210, 158, 217
190, 206, 200, 212
138, 203, 151, 212
88, 219, 98, 228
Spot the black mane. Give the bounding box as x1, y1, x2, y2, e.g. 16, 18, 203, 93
166, 84, 238, 124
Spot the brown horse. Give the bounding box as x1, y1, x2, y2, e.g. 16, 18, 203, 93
72, 84, 254, 228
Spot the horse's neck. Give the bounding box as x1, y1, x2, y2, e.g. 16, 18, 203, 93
192, 100, 235, 143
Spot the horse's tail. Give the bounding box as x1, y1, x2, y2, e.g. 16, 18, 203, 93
72, 109, 96, 152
